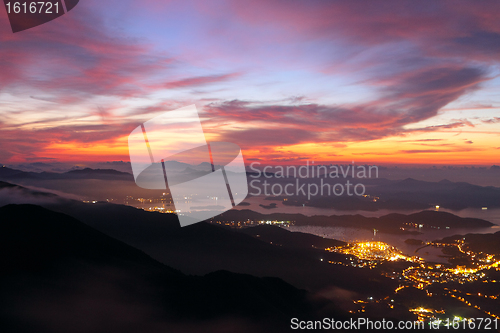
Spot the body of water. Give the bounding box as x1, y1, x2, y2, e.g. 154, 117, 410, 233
287, 225, 497, 263
237, 195, 500, 226
238, 196, 500, 263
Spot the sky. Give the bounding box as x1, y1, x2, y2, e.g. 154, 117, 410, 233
1, 0, 500, 166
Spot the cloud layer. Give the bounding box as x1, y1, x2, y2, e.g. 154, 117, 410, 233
0, 0, 499, 164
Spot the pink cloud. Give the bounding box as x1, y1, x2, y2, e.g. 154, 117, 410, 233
1, 0, 499, 164
202, 65, 486, 147
0, 4, 172, 100
158, 73, 240, 90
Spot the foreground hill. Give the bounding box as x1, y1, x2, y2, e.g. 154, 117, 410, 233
237, 224, 346, 249
0, 204, 341, 333
43, 200, 396, 295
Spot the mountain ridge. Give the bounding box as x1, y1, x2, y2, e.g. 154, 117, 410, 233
0, 204, 338, 332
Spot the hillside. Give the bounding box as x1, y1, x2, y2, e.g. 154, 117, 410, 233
0, 204, 338, 333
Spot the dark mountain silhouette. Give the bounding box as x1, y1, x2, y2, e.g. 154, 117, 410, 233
0, 184, 401, 297
373, 178, 500, 209
0, 180, 18, 189
1, 181, 493, 315
0, 204, 342, 333
0, 166, 28, 178
2, 165, 500, 209
281, 194, 431, 211
43, 200, 396, 295
0, 180, 58, 200
64, 168, 133, 179
216, 209, 493, 234
0, 181, 479, 296
0, 204, 170, 271
0, 167, 163, 202
0, 166, 133, 181
248, 173, 500, 210
437, 231, 500, 255
381, 210, 494, 229
276, 176, 500, 210
237, 225, 345, 249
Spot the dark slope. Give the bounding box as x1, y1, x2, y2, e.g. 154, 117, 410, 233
0, 204, 173, 271
373, 178, 500, 209
0, 182, 485, 295
438, 231, 500, 255
0, 180, 57, 198
0, 167, 133, 181
3, 166, 500, 209
0, 204, 338, 333
0, 180, 18, 189
282, 195, 431, 211
217, 209, 493, 233
381, 210, 494, 229
237, 224, 345, 249
43, 202, 396, 295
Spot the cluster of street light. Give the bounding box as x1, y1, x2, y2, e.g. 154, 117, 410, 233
209, 219, 294, 228
327, 241, 422, 268
326, 239, 499, 321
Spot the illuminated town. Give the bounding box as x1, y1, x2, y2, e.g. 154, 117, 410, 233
327, 239, 500, 324
327, 241, 423, 268
209, 219, 294, 228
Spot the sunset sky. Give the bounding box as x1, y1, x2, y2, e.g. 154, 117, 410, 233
1, 0, 500, 166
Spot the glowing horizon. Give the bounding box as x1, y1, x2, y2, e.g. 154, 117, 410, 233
1, 1, 499, 166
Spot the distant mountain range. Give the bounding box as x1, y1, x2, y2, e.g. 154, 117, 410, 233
2, 166, 500, 210
260, 176, 500, 210
0, 166, 134, 180
216, 209, 494, 234
373, 177, 500, 210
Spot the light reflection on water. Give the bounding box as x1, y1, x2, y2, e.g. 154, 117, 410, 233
287, 225, 495, 264
237, 196, 500, 264
237, 196, 500, 225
